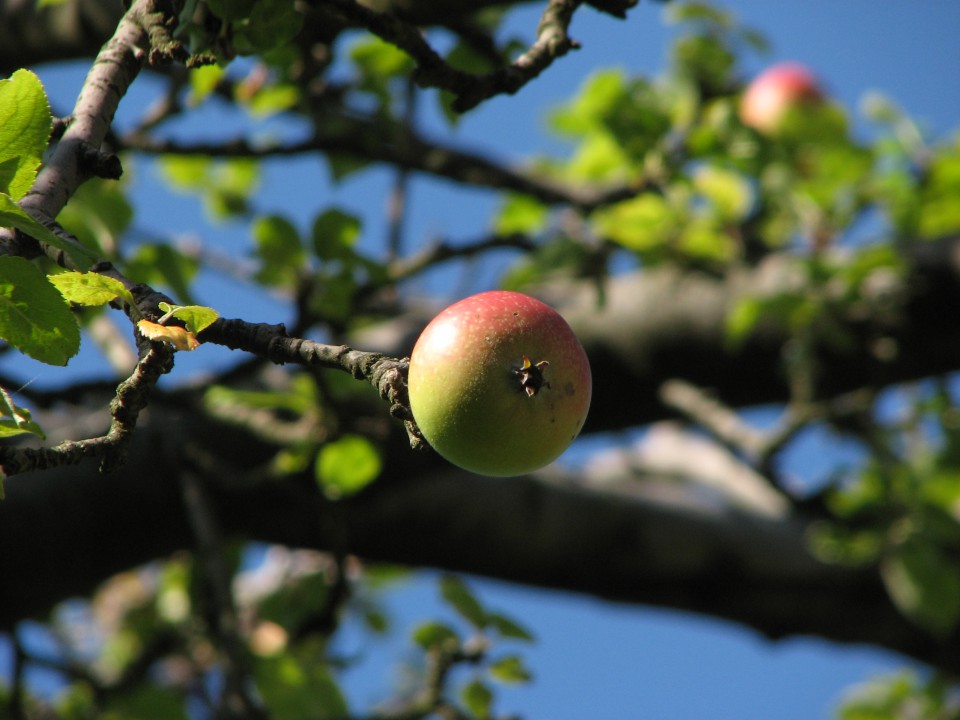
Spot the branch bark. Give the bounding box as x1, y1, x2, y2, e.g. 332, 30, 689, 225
3, 238, 960, 672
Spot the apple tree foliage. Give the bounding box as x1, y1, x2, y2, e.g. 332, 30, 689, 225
0, 0, 959, 718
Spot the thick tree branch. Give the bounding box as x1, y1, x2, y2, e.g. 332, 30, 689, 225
1, 414, 955, 673
2, 0, 185, 264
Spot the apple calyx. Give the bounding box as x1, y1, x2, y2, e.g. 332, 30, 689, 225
514, 355, 551, 398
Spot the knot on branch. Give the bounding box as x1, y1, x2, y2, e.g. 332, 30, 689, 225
369, 356, 426, 451
79, 142, 123, 180
138, 0, 189, 66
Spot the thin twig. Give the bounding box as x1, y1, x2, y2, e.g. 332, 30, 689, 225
180, 457, 267, 719
117, 123, 654, 212
0, 342, 174, 477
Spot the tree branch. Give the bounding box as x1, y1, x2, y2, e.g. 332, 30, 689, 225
325, 0, 584, 113
117, 126, 652, 212
0, 341, 174, 477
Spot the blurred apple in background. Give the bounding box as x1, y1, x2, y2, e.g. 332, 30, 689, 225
740, 62, 824, 134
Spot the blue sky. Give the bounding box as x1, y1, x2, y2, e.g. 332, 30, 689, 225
4, 1, 960, 717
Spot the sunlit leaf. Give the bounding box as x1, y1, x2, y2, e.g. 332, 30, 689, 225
0, 385, 45, 439
0, 255, 79, 365
157, 301, 219, 334
0, 69, 52, 201
0, 193, 99, 267
137, 319, 201, 351
49, 271, 135, 308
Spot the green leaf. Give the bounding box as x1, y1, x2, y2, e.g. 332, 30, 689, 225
101, 684, 188, 720
592, 194, 675, 252
58, 176, 134, 256
411, 621, 459, 650
461, 678, 494, 719
492, 194, 548, 235
0, 193, 99, 267
254, 641, 349, 720
0, 69, 52, 201
549, 69, 626, 137
486, 612, 535, 642
693, 164, 752, 221
439, 574, 487, 629
312, 208, 361, 261
314, 434, 382, 500
247, 83, 300, 117
488, 654, 533, 684
243, 0, 303, 53
188, 64, 226, 105
0, 385, 45, 439
124, 243, 198, 305
0, 255, 79, 365
49, 271, 135, 308
157, 301, 219, 334
205, 0, 255, 21
253, 213, 305, 287
881, 541, 960, 637
159, 155, 212, 191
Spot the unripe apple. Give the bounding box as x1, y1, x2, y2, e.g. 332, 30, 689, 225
739, 62, 824, 135
407, 290, 592, 477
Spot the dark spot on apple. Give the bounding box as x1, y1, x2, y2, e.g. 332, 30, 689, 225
564, 382, 575, 396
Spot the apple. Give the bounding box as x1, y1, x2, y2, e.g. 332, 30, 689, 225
739, 62, 824, 135
407, 290, 592, 477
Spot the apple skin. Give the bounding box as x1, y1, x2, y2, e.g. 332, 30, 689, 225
739, 62, 823, 134
407, 290, 592, 477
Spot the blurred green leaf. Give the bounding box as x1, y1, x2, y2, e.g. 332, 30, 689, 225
312, 208, 361, 261
0, 69, 52, 201
439, 574, 487, 629
492, 194, 548, 235
917, 138, 960, 239
0, 256, 79, 366
247, 83, 300, 117
243, 0, 303, 53
592, 194, 676, 252
486, 612, 535, 642
488, 654, 533, 684
253, 213, 306, 287
839, 670, 959, 720
188, 64, 225, 104
206, 0, 255, 21
461, 677, 494, 719
125, 243, 199, 306
255, 641, 349, 720
693, 164, 752, 221
549, 69, 625, 137
58, 176, 134, 256
315, 434, 382, 500
102, 684, 188, 720
159, 155, 212, 191
412, 621, 459, 650
881, 540, 960, 637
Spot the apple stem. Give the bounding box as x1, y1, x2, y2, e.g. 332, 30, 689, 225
514, 355, 551, 397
